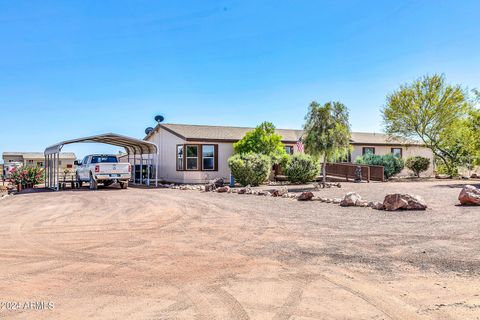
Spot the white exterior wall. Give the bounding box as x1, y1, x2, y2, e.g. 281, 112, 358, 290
351, 145, 435, 176
146, 128, 235, 184
181, 141, 233, 184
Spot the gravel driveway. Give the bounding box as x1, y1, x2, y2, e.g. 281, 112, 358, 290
0, 180, 479, 319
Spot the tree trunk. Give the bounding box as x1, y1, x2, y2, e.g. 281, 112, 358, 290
322, 155, 327, 187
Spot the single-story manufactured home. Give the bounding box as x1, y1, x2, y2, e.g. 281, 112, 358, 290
136, 123, 434, 184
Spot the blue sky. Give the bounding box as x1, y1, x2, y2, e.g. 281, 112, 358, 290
1, 0, 479, 160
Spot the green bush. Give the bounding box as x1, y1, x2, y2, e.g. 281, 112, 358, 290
228, 153, 271, 186
285, 154, 320, 183
355, 153, 404, 179
405, 156, 430, 177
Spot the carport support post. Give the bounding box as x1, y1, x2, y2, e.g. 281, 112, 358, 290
57, 152, 60, 191
155, 151, 158, 187
140, 154, 143, 185
133, 151, 136, 184
52, 154, 55, 190
146, 154, 150, 186
49, 154, 52, 189
55, 153, 58, 191
44, 154, 47, 188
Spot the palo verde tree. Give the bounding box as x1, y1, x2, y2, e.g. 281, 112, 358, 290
233, 121, 287, 164
382, 74, 472, 176
303, 101, 351, 186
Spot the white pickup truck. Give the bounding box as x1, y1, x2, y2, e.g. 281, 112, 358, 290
75, 154, 131, 190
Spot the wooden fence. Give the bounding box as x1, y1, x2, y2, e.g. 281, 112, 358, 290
325, 163, 385, 182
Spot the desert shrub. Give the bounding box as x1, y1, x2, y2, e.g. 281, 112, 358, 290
355, 153, 404, 179
285, 154, 320, 183
228, 153, 271, 186
435, 161, 458, 177
405, 156, 430, 177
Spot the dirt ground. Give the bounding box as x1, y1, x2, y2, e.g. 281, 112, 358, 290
0, 180, 479, 320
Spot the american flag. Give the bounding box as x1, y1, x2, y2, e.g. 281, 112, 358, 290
296, 139, 304, 153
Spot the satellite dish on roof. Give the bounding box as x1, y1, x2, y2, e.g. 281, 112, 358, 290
145, 127, 154, 135
154, 115, 164, 123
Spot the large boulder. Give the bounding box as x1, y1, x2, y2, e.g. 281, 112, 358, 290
340, 192, 362, 206
383, 194, 427, 211
458, 185, 480, 205
297, 192, 314, 201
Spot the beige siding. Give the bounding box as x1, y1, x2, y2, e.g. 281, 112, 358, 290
351, 145, 435, 176
146, 128, 436, 182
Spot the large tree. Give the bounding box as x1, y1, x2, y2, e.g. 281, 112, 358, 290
303, 101, 351, 185
382, 74, 471, 175
233, 121, 287, 163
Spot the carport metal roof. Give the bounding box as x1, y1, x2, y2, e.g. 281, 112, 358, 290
44, 133, 158, 155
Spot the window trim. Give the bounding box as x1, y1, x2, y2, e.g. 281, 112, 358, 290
362, 147, 376, 155
176, 144, 218, 172
391, 147, 403, 158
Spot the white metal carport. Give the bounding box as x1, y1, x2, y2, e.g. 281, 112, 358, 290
44, 133, 158, 190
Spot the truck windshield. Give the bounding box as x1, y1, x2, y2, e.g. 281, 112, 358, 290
91, 156, 118, 164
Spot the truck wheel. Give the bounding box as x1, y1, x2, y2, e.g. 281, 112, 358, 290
76, 173, 83, 187
103, 180, 113, 187
89, 173, 98, 190
120, 182, 128, 189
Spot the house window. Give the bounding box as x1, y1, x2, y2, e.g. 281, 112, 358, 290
176, 145, 184, 170
362, 147, 375, 155
285, 146, 294, 155
27, 160, 34, 165
391, 148, 402, 158
37, 162, 44, 167
186, 145, 199, 170
177, 144, 218, 171
202, 145, 215, 170
67, 164, 73, 169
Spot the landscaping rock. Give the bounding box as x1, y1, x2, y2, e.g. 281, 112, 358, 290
340, 192, 362, 206
383, 194, 427, 211
216, 186, 230, 193
332, 198, 342, 204
355, 199, 369, 207
205, 178, 225, 192
369, 201, 385, 210
238, 186, 252, 194
458, 185, 480, 205
271, 186, 288, 197
297, 192, 314, 201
